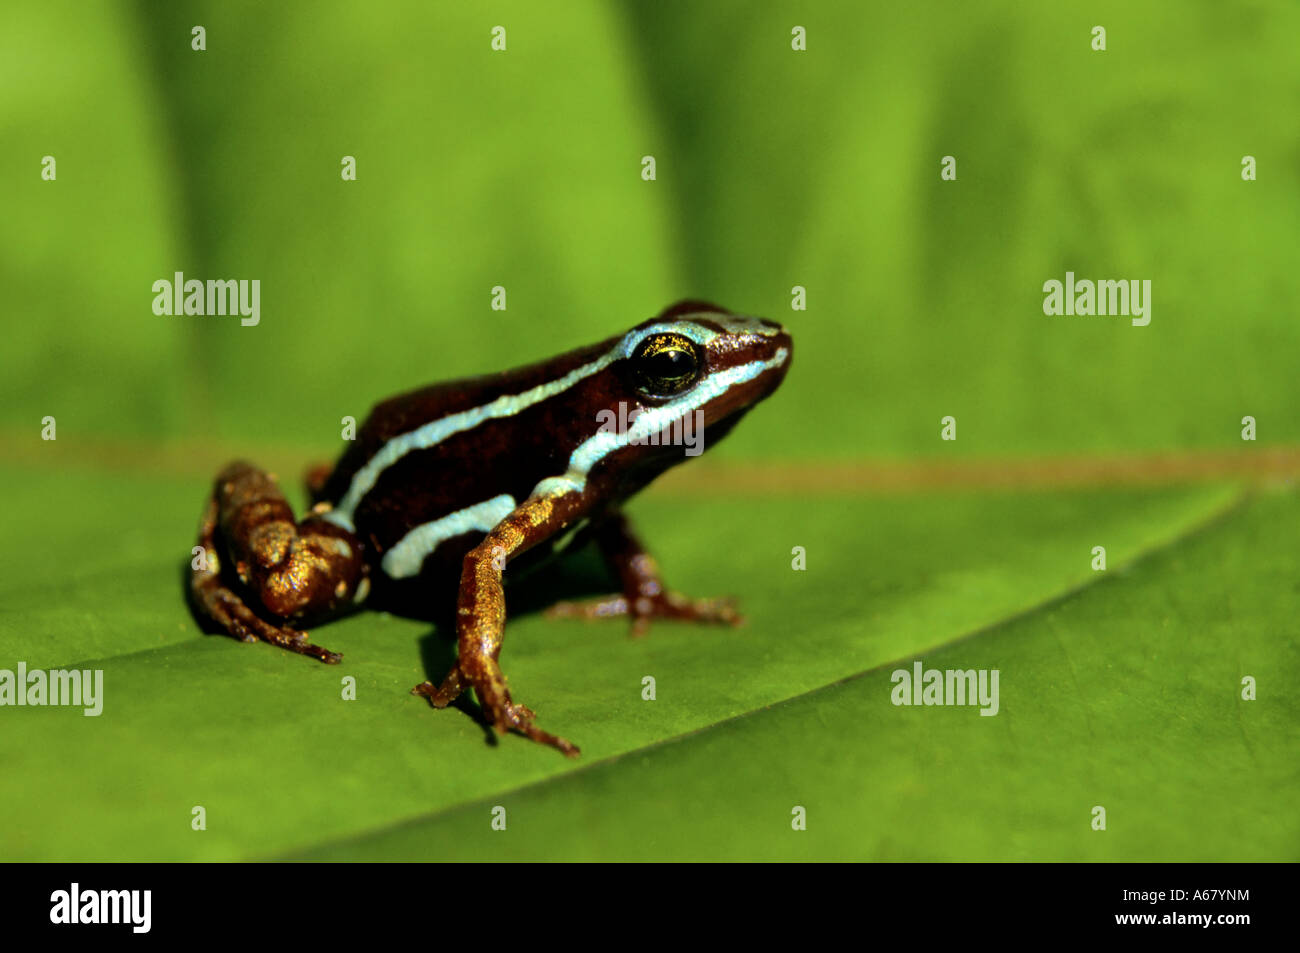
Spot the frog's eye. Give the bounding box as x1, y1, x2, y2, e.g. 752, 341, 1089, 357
630, 332, 702, 399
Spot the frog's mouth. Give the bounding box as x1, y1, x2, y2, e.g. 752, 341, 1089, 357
695, 333, 792, 431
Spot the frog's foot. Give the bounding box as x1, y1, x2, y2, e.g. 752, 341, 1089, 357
552, 511, 744, 636
413, 665, 579, 758
492, 697, 580, 758
410, 665, 465, 708
546, 590, 743, 637
193, 573, 343, 664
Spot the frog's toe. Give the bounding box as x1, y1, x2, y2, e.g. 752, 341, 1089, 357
545, 595, 630, 621
663, 593, 744, 627
494, 700, 579, 758
547, 591, 744, 635
511, 702, 538, 722
412, 665, 466, 708
194, 575, 343, 663
260, 625, 342, 664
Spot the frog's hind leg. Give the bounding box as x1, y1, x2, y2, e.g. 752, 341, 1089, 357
190, 461, 367, 664
545, 511, 742, 636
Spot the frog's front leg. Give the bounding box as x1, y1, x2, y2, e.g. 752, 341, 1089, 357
412, 492, 589, 758
545, 510, 742, 636
190, 461, 367, 663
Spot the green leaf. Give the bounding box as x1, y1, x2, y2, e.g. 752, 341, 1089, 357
285, 489, 1299, 862
2, 0, 1297, 862
0, 465, 1271, 861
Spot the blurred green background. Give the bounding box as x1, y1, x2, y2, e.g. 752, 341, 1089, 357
1, 1, 1297, 861
3, 0, 1298, 458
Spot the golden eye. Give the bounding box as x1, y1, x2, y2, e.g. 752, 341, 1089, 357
631, 333, 701, 398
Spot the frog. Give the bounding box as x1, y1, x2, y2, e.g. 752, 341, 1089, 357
188, 300, 792, 756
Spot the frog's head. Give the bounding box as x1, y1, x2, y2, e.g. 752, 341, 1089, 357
618, 300, 791, 428
589, 301, 792, 473
529, 301, 790, 502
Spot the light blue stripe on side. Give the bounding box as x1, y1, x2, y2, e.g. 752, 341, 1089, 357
322, 319, 725, 533
321, 349, 623, 532
381, 494, 517, 579
531, 346, 789, 500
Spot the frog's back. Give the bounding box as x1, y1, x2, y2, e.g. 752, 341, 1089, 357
316, 336, 619, 581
